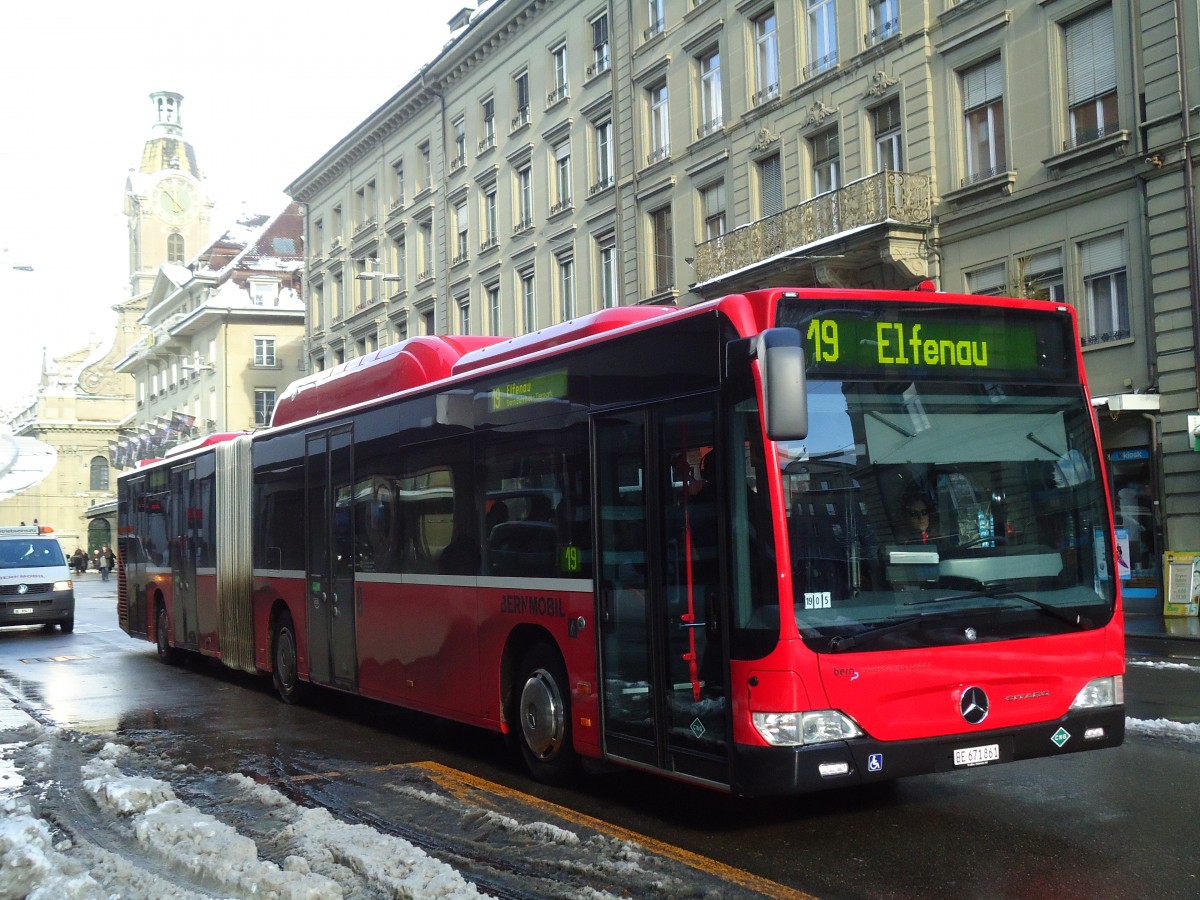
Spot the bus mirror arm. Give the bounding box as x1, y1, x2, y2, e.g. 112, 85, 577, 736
749, 328, 808, 442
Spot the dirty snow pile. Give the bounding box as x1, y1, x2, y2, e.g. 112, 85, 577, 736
1, 735, 483, 899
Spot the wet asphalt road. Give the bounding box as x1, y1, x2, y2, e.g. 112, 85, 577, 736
2, 576, 1199, 899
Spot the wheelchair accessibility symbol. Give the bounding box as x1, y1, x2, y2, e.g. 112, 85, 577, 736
867, 753, 883, 773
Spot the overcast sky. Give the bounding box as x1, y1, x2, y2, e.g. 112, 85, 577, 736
0, 0, 473, 413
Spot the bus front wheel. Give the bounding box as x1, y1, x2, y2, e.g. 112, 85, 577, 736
272, 611, 308, 704
515, 644, 578, 785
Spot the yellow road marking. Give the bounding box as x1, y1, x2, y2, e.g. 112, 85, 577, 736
413, 761, 813, 900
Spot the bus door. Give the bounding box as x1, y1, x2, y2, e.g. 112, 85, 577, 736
169, 464, 199, 649
305, 426, 359, 690
594, 401, 728, 785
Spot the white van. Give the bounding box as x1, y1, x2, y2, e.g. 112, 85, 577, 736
0, 525, 75, 632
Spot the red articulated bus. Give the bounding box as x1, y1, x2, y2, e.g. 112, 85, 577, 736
117, 287, 1124, 796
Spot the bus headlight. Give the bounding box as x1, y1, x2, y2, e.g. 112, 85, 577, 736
752, 710, 864, 747
1069, 675, 1124, 710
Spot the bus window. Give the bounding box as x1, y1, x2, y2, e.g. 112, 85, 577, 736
480, 425, 590, 580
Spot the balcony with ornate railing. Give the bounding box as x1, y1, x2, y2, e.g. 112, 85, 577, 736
692, 170, 932, 285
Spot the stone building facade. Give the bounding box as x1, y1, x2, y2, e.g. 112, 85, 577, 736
287, 0, 1199, 609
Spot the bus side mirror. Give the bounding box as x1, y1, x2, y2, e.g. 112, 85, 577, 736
755, 328, 808, 441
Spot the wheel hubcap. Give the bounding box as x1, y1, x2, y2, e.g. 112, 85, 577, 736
520, 669, 563, 759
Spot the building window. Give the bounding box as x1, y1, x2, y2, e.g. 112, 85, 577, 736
1065, 5, 1117, 149
1079, 233, 1129, 344
806, 0, 838, 77
866, 0, 899, 46
387, 236, 406, 293
90, 456, 109, 491
452, 118, 467, 170
480, 97, 496, 152
418, 221, 434, 280
454, 200, 469, 264
758, 153, 783, 217
753, 10, 780, 105
251, 280, 279, 307
549, 44, 569, 105
812, 128, 840, 195
482, 187, 498, 249
599, 241, 618, 309
1021, 249, 1065, 303
651, 206, 674, 294
590, 12, 610, 76
390, 160, 405, 208
254, 337, 276, 367
419, 142, 432, 192
966, 262, 1007, 296
311, 283, 324, 331
332, 205, 344, 242
521, 270, 537, 332
646, 0, 665, 40
333, 272, 344, 320
552, 141, 572, 214
254, 390, 276, 427
962, 57, 1006, 184
513, 71, 531, 130
701, 182, 726, 241
698, 47, 723, 136
873, 97, 903, 171
457, 295, 471, 335
420, 307, 435, 336
167, 233, 185, 263
648, 80, 670, 165
558, 256, 575, 322
355, 258, 375, 307
313, 219, 324, 257
516, 164, 533, 231
354, 180, 376, 229
592, 119, 614, 193
487, 282, 502, 335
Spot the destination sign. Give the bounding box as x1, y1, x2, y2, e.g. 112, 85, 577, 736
489, 370, 568, 412
776, 299, 1076, 382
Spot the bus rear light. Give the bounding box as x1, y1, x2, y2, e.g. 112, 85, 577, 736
1069, 675, 1124, 710
752, 710, 864, 747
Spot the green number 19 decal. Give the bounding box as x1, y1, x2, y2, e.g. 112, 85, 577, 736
807, 318, 840, 362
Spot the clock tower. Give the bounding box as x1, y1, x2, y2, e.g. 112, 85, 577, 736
124, 91, 212, 297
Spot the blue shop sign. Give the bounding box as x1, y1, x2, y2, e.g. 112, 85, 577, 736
1109, 449, 1150, 462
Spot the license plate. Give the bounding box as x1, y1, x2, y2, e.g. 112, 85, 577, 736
953, 743, 1000, 767
11, 607, 34, 615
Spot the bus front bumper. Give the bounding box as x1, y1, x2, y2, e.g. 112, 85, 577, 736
731, 706, 1125, 797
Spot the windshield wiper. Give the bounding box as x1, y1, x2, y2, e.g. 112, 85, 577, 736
827, 615, 925, 653
906, 588, 1086, 628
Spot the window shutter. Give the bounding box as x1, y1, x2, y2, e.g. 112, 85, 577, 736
760, 155, 783, 216
962, 57, 1003, 110
1066, 5, 1116, 105
967, 263, 1007, 294
1080, 233, 1126, 276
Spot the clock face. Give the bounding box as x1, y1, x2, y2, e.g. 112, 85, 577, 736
157, 176, 197, 223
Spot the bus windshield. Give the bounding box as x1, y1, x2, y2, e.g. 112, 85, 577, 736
780, 379, 1114, 653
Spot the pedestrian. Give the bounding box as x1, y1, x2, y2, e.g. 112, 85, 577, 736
98, 545, 112, 582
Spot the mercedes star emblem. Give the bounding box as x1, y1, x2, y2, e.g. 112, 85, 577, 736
960, 686, 989, 725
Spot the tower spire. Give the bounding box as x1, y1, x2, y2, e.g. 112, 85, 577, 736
150, 91, 184, 138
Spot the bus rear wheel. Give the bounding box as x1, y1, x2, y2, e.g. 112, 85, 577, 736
272, 611, 307, 704
515, 644, 578, 785
155, 604, 177, 664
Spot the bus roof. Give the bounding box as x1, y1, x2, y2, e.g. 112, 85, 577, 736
270, 335, 505, 427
